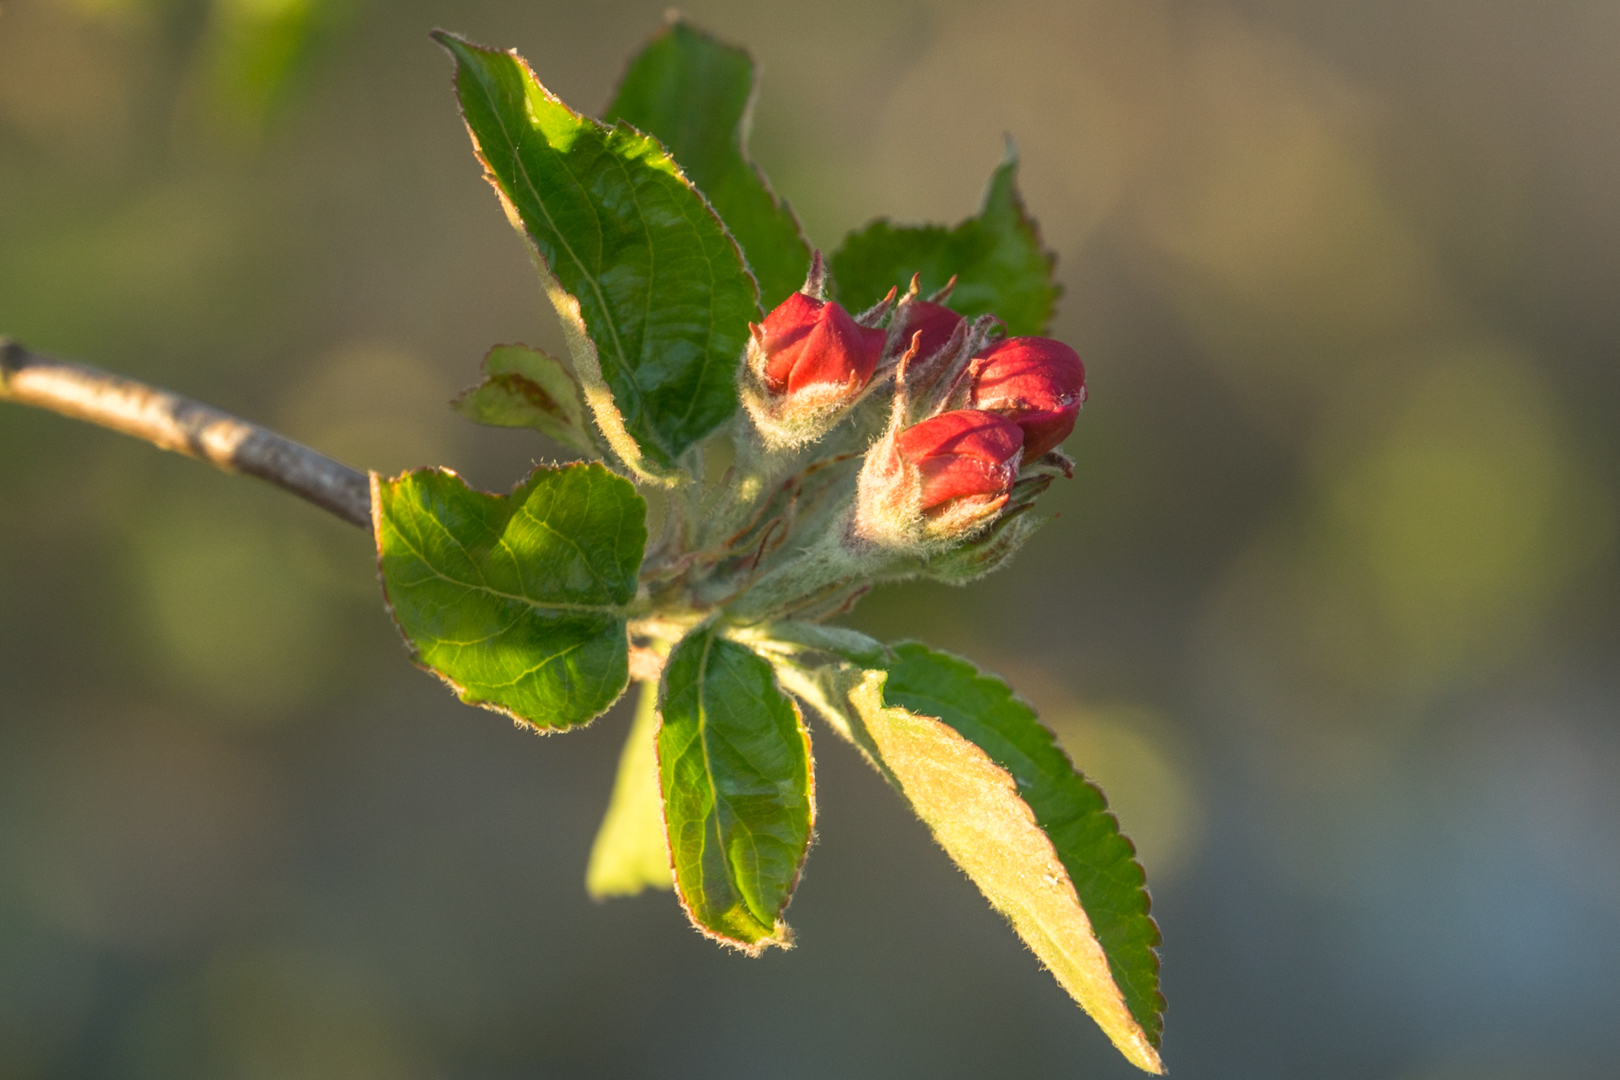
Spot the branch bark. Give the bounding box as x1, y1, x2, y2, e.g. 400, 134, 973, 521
1, 338, 371, 529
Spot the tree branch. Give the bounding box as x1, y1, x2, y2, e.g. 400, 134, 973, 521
1, 338, 371, 529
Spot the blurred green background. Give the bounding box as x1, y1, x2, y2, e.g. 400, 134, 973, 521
4, 0, 1619, 1076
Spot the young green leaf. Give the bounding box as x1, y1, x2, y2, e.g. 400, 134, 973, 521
880, 644, 1163, 1068
830, 144, 1060, 336
452, 344, 598, 456
762, 631, 1162, 1074
373, 463, 646, 730
434, 32, 760, 469
658, 626, 813, 953
605, 17, 811, 310
587, 680, 674, 898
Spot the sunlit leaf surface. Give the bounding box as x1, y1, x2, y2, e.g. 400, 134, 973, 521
659, 627, 813, 953
436, 32, 759, 466
606, 18, 811, 310
879, 644, 1163, 1067
374, 463, 645, 730
769, 631, 1162, 1072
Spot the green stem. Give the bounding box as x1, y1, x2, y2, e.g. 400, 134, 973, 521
703, 422, 798, 548
720, 511, 872, 623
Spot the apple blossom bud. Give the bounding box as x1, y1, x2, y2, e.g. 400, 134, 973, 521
741, 283, 890, 449
969, 336, 1086, 459
759, 292, 886, 400
896, 409, 1026, 512
852, 403, 1026, 553
897, 300, 965, 366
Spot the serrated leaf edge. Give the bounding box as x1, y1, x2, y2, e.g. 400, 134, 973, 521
831, 141, 1062, 335
984, 138, 1062, 332
760, 634, 1162, 1073
842, 665, 1160, 1072
886, 643, 1165, 1047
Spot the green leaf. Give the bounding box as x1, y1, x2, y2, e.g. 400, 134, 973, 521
658, 626, 813, 953
830, 144, 1060, 335
587, 680, 674, 897
605, 18, 810, 311
452, 344, 598, 456
434, 32, 760, 469
373, 462, 646, 730
880, 645, 1163, 1067
762, 630, 1162, 1074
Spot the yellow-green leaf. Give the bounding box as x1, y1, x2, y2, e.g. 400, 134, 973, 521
587, 680, 674, 897
766, 631, 1163, 1073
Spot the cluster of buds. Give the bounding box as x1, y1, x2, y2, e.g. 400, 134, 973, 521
715, 257, 1085, 617
849, 285, 1085, 556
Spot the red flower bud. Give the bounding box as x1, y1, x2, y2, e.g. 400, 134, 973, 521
898, 300, 966, 363
969, 336, 1086, 459
759, 292, 886, 398
896, 409, 1025, 512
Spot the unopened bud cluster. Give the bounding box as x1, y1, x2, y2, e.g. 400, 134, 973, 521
849, 283, 1084, 556
680, 255, 1085, 621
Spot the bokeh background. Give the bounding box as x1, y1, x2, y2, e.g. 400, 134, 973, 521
4, 0, 1620, 1076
